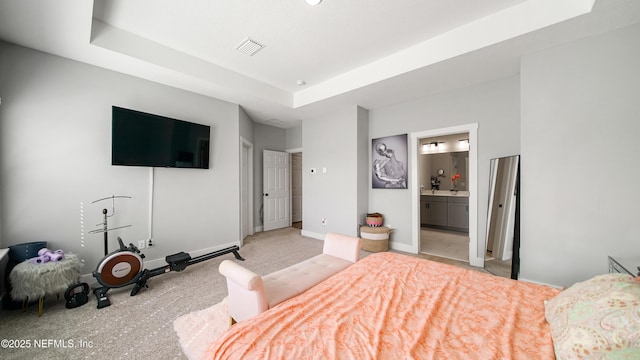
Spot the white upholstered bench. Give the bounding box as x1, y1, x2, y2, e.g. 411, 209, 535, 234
218, 232, 362, 323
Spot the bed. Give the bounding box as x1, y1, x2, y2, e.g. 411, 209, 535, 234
203, 252, 640, 359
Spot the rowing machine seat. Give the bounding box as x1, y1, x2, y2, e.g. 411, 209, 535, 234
166, 252, 191, 271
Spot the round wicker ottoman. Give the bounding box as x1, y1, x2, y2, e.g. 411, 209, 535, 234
360, 226, 391, 252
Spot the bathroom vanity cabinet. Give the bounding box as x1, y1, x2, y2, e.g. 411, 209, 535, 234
421, 195, 469, 232
420, 196, 447, 227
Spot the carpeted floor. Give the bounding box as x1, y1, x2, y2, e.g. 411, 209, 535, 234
0, 227, 483, 359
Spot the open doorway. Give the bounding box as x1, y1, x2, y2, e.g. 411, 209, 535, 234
418, 133, 469, 262
410, 123, 480, 267
291, 152, 302, 229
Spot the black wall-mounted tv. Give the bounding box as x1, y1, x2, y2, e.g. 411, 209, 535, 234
112, 106, 210, 169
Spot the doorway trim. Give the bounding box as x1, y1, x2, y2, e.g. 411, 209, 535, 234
240, 136, 254, 246
287, 148, 303, 227
410, 123, 481, 267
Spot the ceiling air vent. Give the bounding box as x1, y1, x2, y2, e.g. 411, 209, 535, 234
236, 38, 265, 56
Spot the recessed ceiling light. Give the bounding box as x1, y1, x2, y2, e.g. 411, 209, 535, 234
297, 80, 306, 86
305, 0, 323, 6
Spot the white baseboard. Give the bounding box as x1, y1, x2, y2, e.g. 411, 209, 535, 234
389, 241, 416, 254
254, 225, 264, 233
300, 230, 324, 240
518, 277, 563, 289
79, 241, 240, 286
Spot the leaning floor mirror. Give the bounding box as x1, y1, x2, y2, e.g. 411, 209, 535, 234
484, 155, 520, 279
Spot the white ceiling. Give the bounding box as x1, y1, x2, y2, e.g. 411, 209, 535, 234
1, 0, 640, 128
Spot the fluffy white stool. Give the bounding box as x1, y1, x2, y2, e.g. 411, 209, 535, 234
9, 253, 81, 316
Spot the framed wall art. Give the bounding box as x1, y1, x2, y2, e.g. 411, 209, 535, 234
372, 134, 408, 189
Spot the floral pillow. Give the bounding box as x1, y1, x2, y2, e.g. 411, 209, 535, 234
544, 273, 640, 360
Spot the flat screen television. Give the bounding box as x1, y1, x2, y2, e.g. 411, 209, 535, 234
112, 106, 210, 169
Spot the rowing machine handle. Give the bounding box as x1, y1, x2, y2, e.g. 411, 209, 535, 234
128, 243, 145, 259
117, 237, 127, 251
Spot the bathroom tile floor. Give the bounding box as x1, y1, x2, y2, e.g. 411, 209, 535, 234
420, 227, 469, 262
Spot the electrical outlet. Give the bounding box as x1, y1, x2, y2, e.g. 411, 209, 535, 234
321, 218, 326, 226
138, 240, 146, 250
148, 239, 153, 247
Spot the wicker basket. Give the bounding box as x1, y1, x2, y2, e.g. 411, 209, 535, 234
365, 213, 384, 227
360, 226, 390, 252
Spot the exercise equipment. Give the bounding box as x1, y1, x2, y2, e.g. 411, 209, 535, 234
65, 283, 89, 309
89, 202, 245, 308
92, 237, 245, 308
29, 248, 64, 264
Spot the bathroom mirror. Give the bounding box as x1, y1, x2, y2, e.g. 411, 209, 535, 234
420, 152, 469, 191
484, 155, 520, 279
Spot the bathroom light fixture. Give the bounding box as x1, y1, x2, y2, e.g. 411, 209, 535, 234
305, 0, 323, 5
422, 141, 444, 152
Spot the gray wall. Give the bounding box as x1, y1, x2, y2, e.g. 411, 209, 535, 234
239, 107, 254, 143
252, 123, 286, 229
520, 22, 640, 287
286, 125, 302, 150
302, 106, 369, 237
0, 41, 242, 272
356, 107, 370, 227
369, 75, 520, 252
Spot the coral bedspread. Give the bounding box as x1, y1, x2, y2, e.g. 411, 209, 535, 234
203, 252, 560, 359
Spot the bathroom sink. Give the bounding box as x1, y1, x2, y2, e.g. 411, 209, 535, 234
421, 190, 470, 197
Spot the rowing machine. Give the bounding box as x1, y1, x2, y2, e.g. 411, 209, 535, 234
129, 244, 245, 296
92, 237, 244, 309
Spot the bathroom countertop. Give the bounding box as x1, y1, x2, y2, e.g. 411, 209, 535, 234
421, 190, 470, 197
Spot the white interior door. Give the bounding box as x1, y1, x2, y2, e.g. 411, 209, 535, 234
263, 150, 290, 231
